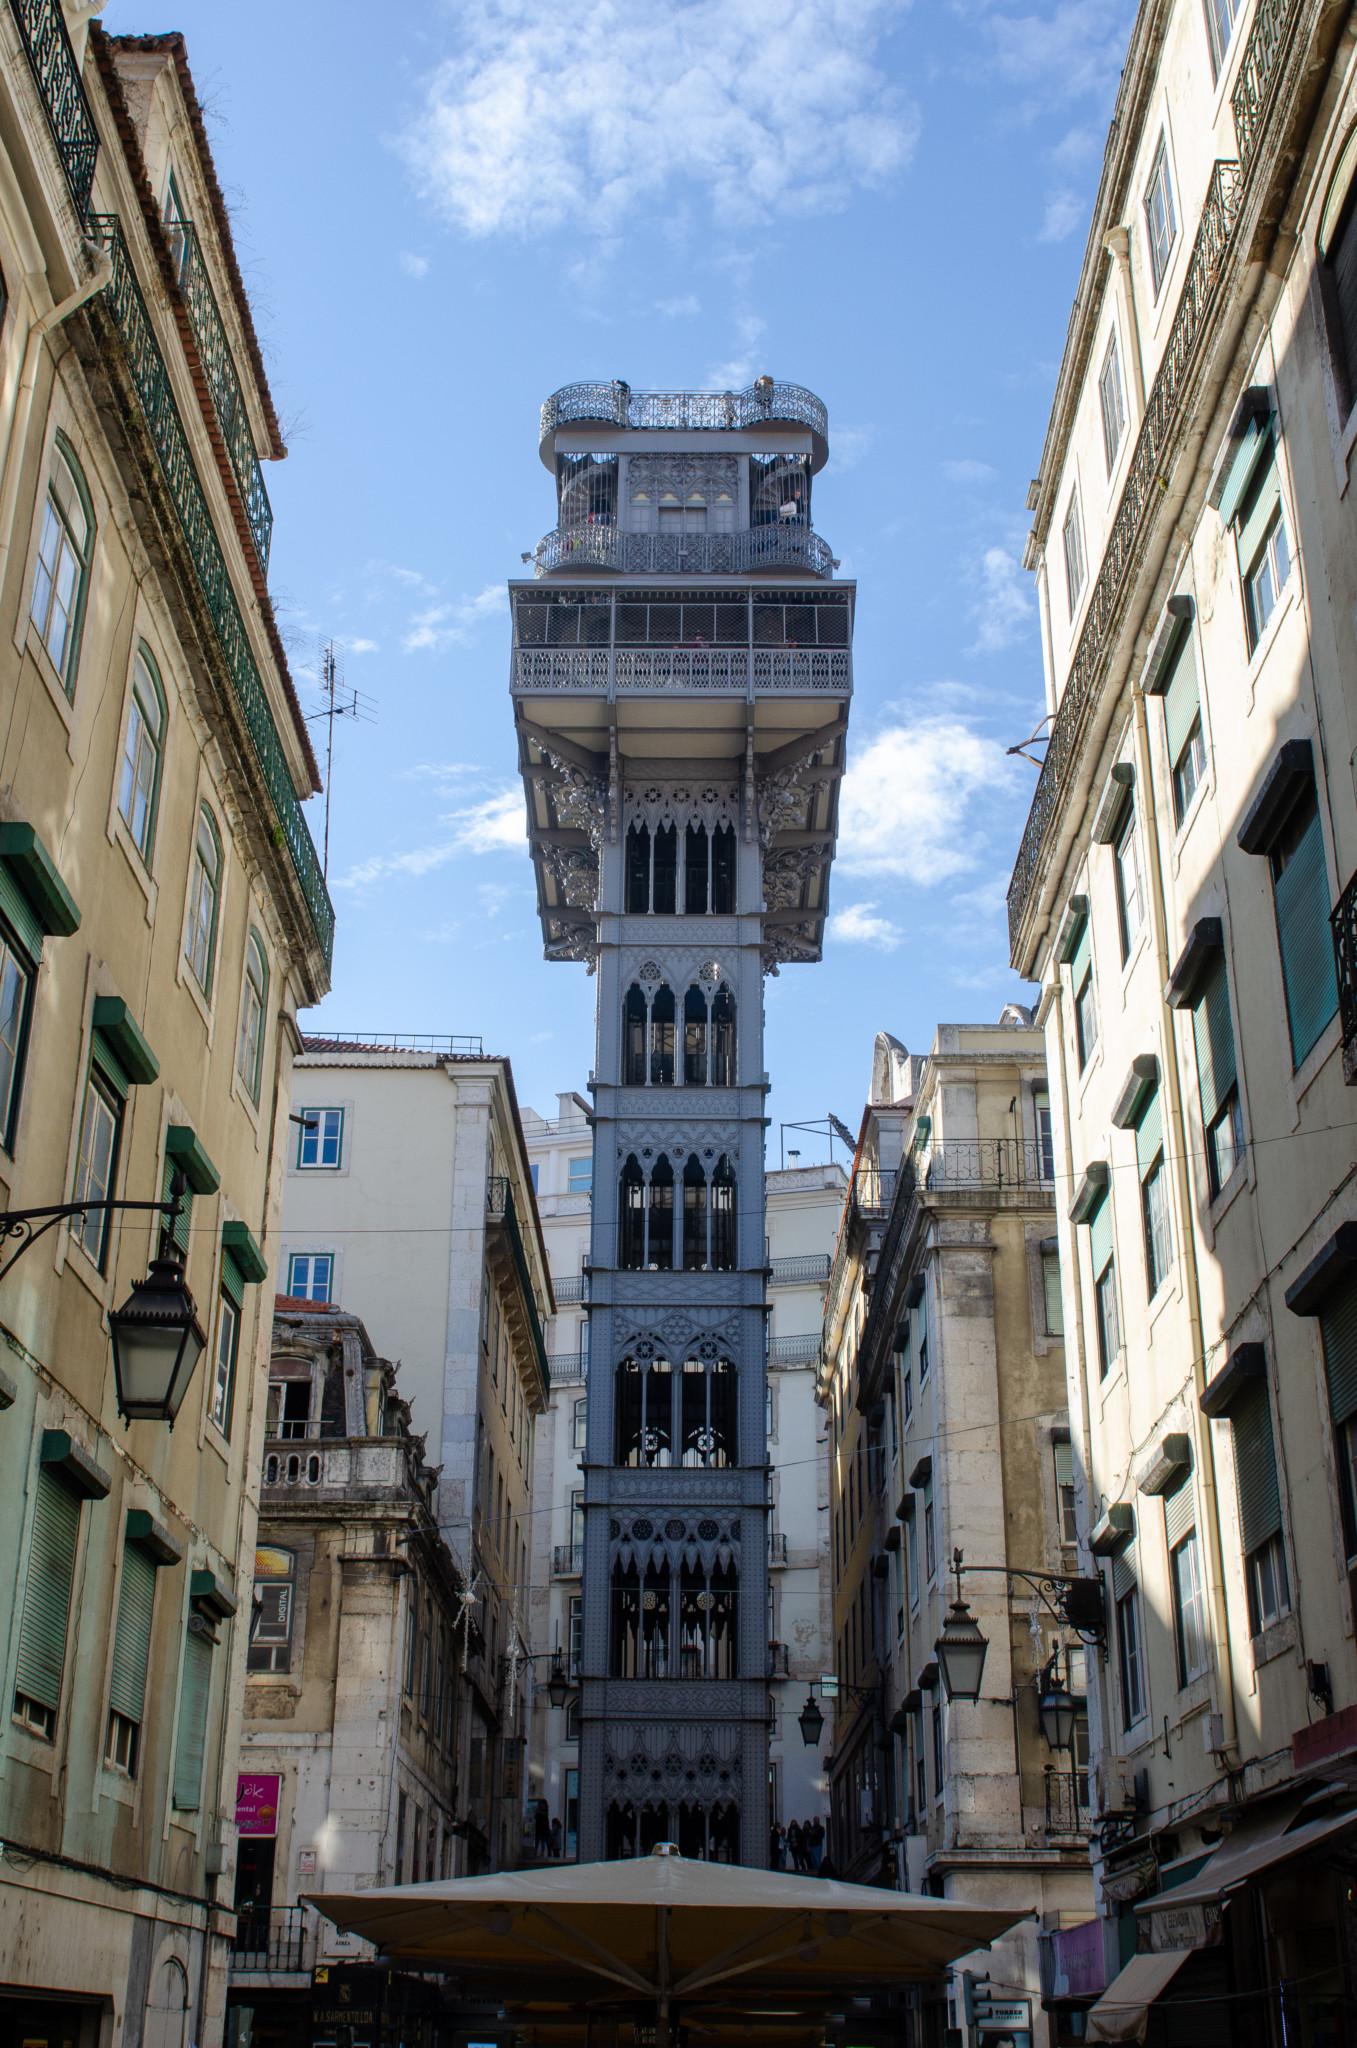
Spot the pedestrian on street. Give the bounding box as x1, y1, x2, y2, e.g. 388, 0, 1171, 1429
534, 1798, 551, 1857
769, 1820, 785, 1870
550, 1816, 563, 1858
786, 1818, 804, 1872
807, 1817, 824, 1869
817, 1852, 839, 1880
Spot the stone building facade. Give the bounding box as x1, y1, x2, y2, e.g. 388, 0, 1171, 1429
818, 1023, 1092, 2048
1011, 0, 1357, 2030
509, 377, 852, 1864
0, 18, 331, 2048
278, 1041, 552, 1874
226, 1307, 463, 2048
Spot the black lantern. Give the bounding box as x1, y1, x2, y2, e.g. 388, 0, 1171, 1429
934, 1595, 989, 1704
797, 1692, 825, 1747
546, 1656, 571, 1711
1038, 1666, 1077, 1751
109, 1254, 207, 1423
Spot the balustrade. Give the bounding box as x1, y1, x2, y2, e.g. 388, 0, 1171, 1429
541, 379, 828, 442
171, 218, 273, 568
8, 0, 97, 215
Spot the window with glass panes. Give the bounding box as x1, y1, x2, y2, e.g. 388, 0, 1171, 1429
1230, 1377, 1290, 1634
1191, 949, 1243, 1196
1144, 136, 1177, 291
287, 1253, 332, 1302
30, 440, 92, 693
1153, 623, 1206, 827
1087, 1191, 1119, 1378
70, 1064, 122, 1270
210, 1249, 246, 1435
118, 650, 165, 861
184, 807, 221, 994
237, 933, 267, 1101
1069, 915, 1097, 1070
1062, 488, 1086, 614
1053, 1437, 1078, 1545
1113, 808, 1145, 961
1034, 1088, 1055, 1180
298, 1107, 344, 1168
1113, 1547, 1145, 1726
568, 1155, 592, 1193
1135, 1086, 1173, 1297
1099, 331, 1126, 471
0, 919, 34, 1152
1043, 1243, 1064, 1336
1166, 1479, 1208, 1687
1204, 0, 1240, 77
1233, 436, 1292, 648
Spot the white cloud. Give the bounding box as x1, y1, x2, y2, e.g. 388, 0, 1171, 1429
977, 0, 1135, 104
656, 294, 700, 316
942, 457, 997, 483
347, 637, 379, 654
837, 719, 1014, 883
398, 251, 429, 277
826, 424, 876, 470
968, 546, 1033, 653
829, 901, 903, 948
708, 312, 768, 393
1037, 188, 1083, 242
332, 789, 526, 890
398, 0, 918, 239
402, 583, 506, 653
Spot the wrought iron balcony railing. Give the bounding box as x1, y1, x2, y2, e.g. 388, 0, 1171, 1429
8, 0, 98, 216
769, 1253, 833, 1286
533, 525, 835, 580
1332, 870, 1357, 1082
921, 1139, 1055, 1191
1007, 161, 1242, 961
1044, 1765, 1091, 1840
89, 216, 335, 968
1231, 0, 1304, 169
552, 1275, 587, 1305
485, 1174, 549, 1381
170, 218, 273, 569
548, 1351, 587, 1383
541, 379, 828, 443
230, 1904, 311, 1973
553, 1543, 584, 1576
770, 1332, 820, 1367
513, 645, 851, 696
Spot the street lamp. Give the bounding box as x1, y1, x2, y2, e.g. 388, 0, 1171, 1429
1038, 1661, 1077, 1751
797, 1692, 825, 1747
546, 1655, 571, 1711
108, 1249, 207, 1424
934, 1590, 989, 1704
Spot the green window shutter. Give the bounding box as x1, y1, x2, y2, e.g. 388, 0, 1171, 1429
14, 1469, 80, 1711
1192, 954, 1237, 1124
1319, 1273, 1357, 1428
161, 1155, 192, 1262
172, 1627, 213, 1810
1275, 807, 1338, 1064
108, 1543, 156, 1722
220, 1250, 245, 1310
1236, 439, 1282, 568
1231, 1380, 1282, 1556
92, 1033, 132, 1099
1162, 634, 1201, 765
0, 865, 42, 961
1135, 1088, 1163, 1178
1089, 1194, 1114, 1277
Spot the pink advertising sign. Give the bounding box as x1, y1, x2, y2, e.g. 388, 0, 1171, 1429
236, 1772, 281, 1837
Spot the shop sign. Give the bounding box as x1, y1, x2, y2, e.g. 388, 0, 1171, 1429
979, 2003, 1030, 2031
235, 1773, 281, 1837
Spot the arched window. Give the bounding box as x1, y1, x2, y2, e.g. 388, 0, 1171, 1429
712, 825, 736, 913
682, 1155, 707, 1269
652, 824, 677, 913
650, 986, 675, 1086
185, 805, 222, 994
711, 1156, 737, 1271
681, 1359, 735, 1466
615, 1356, 673, 1466
619, 1155, 645, 1269
626, 826, 650, 913
683, 987, 707, 1086
237, 930, 268, 1100
679, 1556, 738, 1678
648, 1153, 674, 1269
685, 824, 708, 913
118, 646, 166, 861
712, 985, 736, 1085
623, 985, 647, 1085
30, 435, 93, 694
610, 1558, 671, 1677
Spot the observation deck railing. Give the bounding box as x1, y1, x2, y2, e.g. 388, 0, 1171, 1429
541, 379, 828, 443
512, 646, 850, 696
533, 525, 834, 579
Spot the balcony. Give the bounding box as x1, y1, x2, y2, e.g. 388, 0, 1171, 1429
1044, 1765, 1091, 1840
263, 1447, 322, 1486
769, 1533, 789, 1567
1006, 161, 1242, 966
769, 1253, 832, 1287
548, 1352, 587, 1384
532, 526, 835, 580
553, 1543, 584, 1577
230, 1904, 311, 1974
88, 215, 335, 970
541, 379, 828, 446
769, 1333, 820, 1368
8, 0, 98, 216
170, 218, 273, 570
553, 1275, 588, 1305
513, 643, 850, 697
1333, 872, 1357, 1082
921, 1139, 1055, 1191
1231, 0, 1303, 169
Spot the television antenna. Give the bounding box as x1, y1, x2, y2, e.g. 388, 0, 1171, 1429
307, 638, 376, 877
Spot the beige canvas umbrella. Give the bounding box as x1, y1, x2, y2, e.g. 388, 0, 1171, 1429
309, 1847, 1024, 2046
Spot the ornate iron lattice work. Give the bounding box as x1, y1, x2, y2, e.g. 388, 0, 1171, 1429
1231, 0, 1304, 169
533, 527, 835, 578
602, 1720, 742, 1811
89, 217, 334, 965
172, 219, 273, 568
8, 0, 98, 215
1006, 162, 1242, 961
512, 648, 851, 694
541, 380, 828, 441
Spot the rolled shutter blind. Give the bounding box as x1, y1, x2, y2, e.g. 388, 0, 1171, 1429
1232, 1380, 1282, 1555
0, 864, 43, 961
1320, 1272, 1357, 1427
1162, 635, 1201, 765
1111, 1541, 1137, 1602
1275, 808, 1338, 1064
108, 1543, 156, 1722
1236, 440, 1282, 568
1164, 1479, 1195, 1550
220, 1248, 245, 1310
14, 1469, 80, 1711
172, 1628, 212, 1810
1192, 954, 1237, 1124
1089, 1193, 1114, 1276
1135, 1089, 1164, 1178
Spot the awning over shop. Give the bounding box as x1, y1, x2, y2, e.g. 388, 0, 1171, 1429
1138, 1803, 1357, 1915
1085, 1951, 1189, 2044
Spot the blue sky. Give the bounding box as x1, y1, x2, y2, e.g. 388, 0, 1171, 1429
135, 0, 1135, 1146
